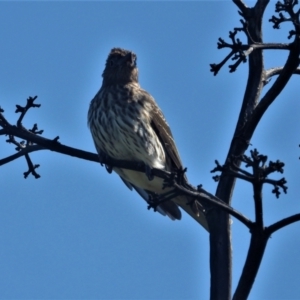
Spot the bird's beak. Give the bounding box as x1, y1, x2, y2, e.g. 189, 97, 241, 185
119, 52, 136, 67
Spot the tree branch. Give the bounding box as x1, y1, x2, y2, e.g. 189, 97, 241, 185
233, 0, 248, 14
244, 0, 300, 140
172, 182, 254, 229
266, 213, 300, 234
208, 2, 270, 298
264, 66, 300, 81
233, 226, 269, 300
0, 144, 46, 166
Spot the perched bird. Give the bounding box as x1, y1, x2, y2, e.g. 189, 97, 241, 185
88, 48, 208, 230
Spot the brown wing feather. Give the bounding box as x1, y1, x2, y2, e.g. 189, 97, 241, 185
139, 91, 208, 229
142, 91, 183, 171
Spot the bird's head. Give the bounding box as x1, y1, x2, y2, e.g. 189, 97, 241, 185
102, 48, 138, 86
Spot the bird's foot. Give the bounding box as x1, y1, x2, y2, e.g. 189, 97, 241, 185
162, 172, 176, 189
98, 152, 113, 173
176, 167, 188, 185
145, 164, 154, 181
162, 167, 188, 189
147, 190, 179, 212
147, 194, 159, 212
105, 164, 113, 174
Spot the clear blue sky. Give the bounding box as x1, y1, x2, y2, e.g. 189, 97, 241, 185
1, 1, 300, 299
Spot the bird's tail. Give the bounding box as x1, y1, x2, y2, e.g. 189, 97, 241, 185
173, 195, 209, 231
155, 194, 209, 231
157, 200, 182, 220
122, 176, 209, 231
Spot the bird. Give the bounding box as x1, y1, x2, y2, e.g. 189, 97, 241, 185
88, 47, 208, 231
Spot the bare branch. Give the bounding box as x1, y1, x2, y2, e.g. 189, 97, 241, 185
245, 38, 300, 139
212, 149, 288, 200
270, 0, 300, 39
264, 66, 300, 81
172, 182, 254, 229
209, 3, 270, 296
0, 144, 46, 166
211, 16, 291, 75
0, 110, 10, 127
232, 0, 249, 14
15, 96, 40, 128
234, 211, 300, 299
266, 213, 300, 234
23, 153, 40, 179
233, 227, 269, 300
1, 123, 99, 163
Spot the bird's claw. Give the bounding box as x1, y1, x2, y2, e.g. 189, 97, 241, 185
98, 152, 113, 173
145, 164, 154, 181
176, 167, 187, 185
97, 151, 107, 166
105, 164, 113, 174
147, 194, 159, 212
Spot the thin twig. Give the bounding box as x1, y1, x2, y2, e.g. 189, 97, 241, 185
0, 144, 46, 166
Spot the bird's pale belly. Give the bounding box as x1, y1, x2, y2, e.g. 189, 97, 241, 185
114, 167, 167, 193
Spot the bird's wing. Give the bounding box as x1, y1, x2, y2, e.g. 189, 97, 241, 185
142, 91, 183, 172
141, 91, 209, 231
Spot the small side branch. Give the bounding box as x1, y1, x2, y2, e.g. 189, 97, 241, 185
0, 145, 45, 166
24, 153, 40, 179
211, 149, 287, 199
234, 211, 300, 299
15, 96, 40, 128
267, 213, 300, 234
210, 16, 291, 75
212, 148, 288, 232
270, 0, 300, 39
233, 0, 249, 14
264, 66, 300, 82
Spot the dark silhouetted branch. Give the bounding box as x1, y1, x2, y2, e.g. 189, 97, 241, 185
267, 213, 300, 234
